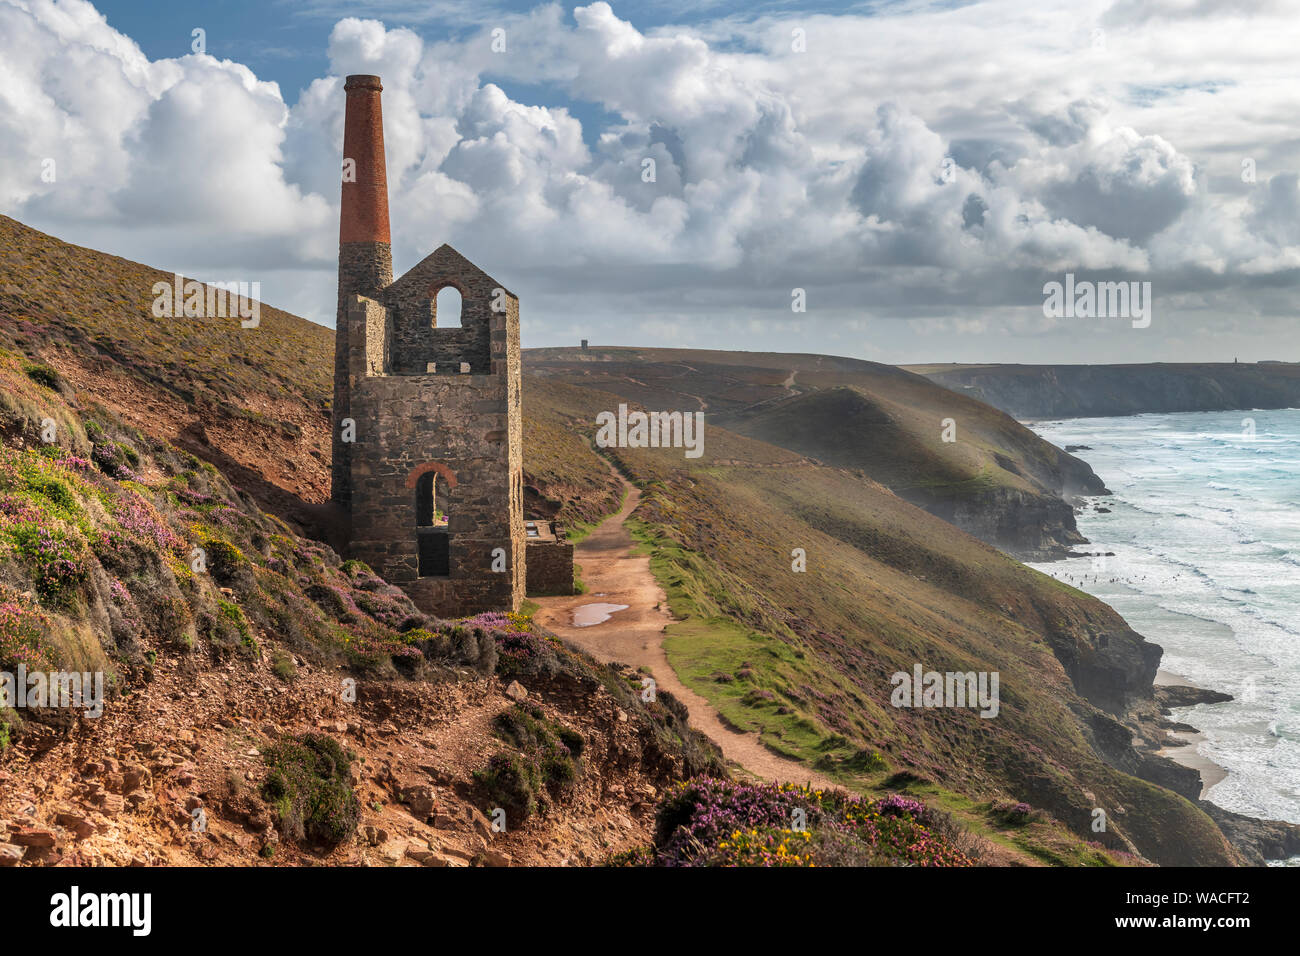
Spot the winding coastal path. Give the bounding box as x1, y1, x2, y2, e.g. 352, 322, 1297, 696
532, 467, 834, 789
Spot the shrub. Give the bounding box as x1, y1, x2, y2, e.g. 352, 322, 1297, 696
817, 746, 889, 774
495, 703, 583, 771
115, 442, 140, 467
257, 585, 328, 657
91, 442, 137, 481
217, 599, 258, 656
270, 649, 296, 681
112, 492, 183, 553
555, 725, 585, 758
402, 622, 498, 675
105, 578, 143, 649
23, 362, 62, 391
261, 734, 360, 848
990, 800, 1038, 826
473, 752, 543, 821
305, 582, 357, 622
3, 522, 89, 602
636, 778, 974, 868
0, 707, 21, 754
203, 537, 253, 591
0, 593, 57, 671
351, 588, 412, 629
475, 704, 586, 824
30, 475, 77, 515
492, 626, 561, 680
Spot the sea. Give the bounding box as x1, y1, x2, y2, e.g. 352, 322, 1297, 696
1026, 409, 1300, 854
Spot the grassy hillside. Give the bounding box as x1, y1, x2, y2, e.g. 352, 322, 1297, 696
0, 343, 539, 690
0, 215, 331, 412
527, 346, 1105, 558
541, 402, 1234, 864
0, 219, 747, 867
0, 216, 333, 526
516, 378, 626, 533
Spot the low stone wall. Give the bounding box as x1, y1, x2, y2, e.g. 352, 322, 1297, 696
526, 541, 574, 596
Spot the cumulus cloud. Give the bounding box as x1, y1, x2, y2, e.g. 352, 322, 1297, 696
1, 0, 332, 272
998, 109, 1198, 245
2, 0, 1299, 362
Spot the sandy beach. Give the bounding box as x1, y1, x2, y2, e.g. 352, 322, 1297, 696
1155, 669, 1230, 795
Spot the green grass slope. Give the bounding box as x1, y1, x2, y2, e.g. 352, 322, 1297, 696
0, 215, 331, 414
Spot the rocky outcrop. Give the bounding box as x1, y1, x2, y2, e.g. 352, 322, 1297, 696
708, 382, 1110, 561
1200, 802, 1300, 866
1085, 711, 1204, 801
0, 641, 724, 868
907, 484, 1088, 560
1043, 615, 1163, 718
1155, 685, 1234, 710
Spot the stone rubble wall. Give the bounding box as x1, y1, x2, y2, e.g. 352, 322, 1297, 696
526, 541, 575, 596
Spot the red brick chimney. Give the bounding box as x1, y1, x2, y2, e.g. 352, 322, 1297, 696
340, 74, 391, 248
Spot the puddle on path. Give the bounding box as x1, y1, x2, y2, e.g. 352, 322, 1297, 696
572, 602, 629, 627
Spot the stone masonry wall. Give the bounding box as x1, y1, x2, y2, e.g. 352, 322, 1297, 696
332, 240, 392, 506
383, 245, 499, 376
502, 290, 525, 611
525, 541, 574, 596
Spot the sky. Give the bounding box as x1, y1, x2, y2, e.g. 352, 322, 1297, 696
2, 0, 1299, 364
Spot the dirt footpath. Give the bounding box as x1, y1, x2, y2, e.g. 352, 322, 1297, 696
532, 470, 834, 789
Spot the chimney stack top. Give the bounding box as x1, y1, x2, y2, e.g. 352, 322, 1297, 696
344, 74, 383, 92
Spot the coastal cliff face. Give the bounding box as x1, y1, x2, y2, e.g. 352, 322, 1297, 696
903, 476, 1092, 561
914, 363, 1300, 420
717, 382, 1109, 561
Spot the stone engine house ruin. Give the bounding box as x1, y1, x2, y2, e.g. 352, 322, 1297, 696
332, 74, 525, 616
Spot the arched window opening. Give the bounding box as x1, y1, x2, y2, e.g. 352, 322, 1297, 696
415, 472, 448, 527
435, 286, 463, 329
